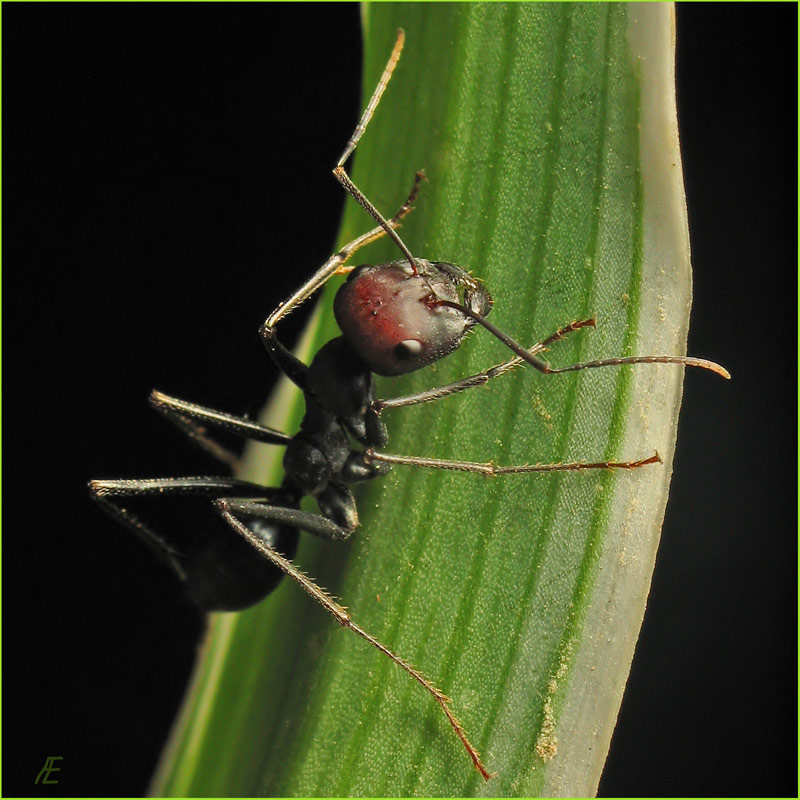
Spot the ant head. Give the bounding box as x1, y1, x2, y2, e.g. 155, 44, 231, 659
334, 259, 492, 377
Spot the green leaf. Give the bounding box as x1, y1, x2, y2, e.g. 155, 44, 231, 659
152, 4, 704, 796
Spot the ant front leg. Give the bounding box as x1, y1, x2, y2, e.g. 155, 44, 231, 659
373, 318, 597, 413
259, 170, 425, 387
440, 304, 731, 381
373, 311, 729, 417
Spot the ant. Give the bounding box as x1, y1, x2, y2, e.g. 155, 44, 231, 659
90, 30, 729, 781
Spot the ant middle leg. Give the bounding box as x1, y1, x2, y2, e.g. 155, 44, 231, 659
149, 389, 292, 471
363, 449, 663, 476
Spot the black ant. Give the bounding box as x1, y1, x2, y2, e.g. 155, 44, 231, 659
89, 30, 729, 781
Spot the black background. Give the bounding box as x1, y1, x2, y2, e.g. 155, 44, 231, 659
3, 4, 796, 798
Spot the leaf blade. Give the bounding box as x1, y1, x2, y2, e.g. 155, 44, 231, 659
153, 4, 696, 796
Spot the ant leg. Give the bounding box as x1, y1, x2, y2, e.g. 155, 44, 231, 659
263, 169, 423, 332
374, 319, 596, 413
89, 476, 275, 578
363, 449, 663, 475
439, 302, 731, 380
218, 498, 352, 541
90, 478, 303, 610
216, 497, 494, 781
149, 390, 291, 470
150, 391, 291, 445
260, 170, 424, 386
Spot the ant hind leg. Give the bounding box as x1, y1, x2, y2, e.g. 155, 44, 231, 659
216, 493, 494, 780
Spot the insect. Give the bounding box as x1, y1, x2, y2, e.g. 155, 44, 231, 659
90, 30, 729, 780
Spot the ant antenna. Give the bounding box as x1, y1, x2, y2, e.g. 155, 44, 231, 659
333, 29, 421, 274
334, 32, 731, 383
438, 301, 731, 379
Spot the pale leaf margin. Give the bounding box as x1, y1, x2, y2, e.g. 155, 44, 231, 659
533, 5, 692, 796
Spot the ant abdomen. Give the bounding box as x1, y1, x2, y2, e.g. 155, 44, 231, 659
185, 519, 298, 612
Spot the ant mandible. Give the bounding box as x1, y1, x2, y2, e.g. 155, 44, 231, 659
90, 30, 729, 781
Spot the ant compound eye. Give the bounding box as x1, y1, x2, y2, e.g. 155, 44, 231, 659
393, 340, 423, 360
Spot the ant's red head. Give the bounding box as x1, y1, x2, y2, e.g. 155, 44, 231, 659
334, 259, 492, 377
